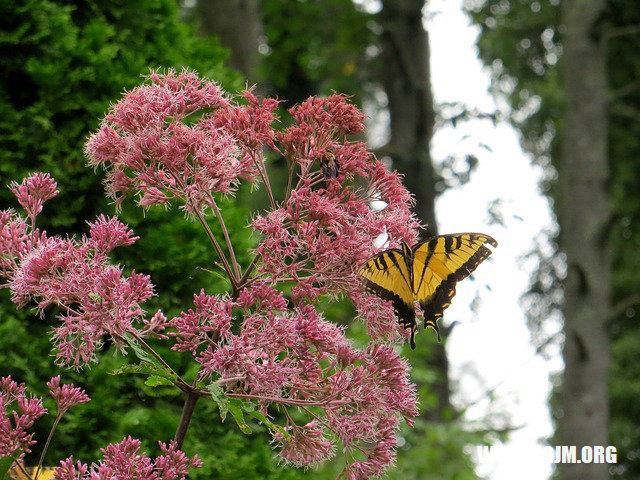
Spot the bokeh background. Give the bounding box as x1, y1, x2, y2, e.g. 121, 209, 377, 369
1, 1, 636, 479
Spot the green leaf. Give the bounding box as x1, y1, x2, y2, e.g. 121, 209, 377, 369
242, 404, 289, 439
206, 383, 229, 422
144, 375, 174, 387
88, 292, 103, 303
121, 332, 154, 364
109, 361, 177, 383
244, 408, 279, 432
228, 398, 252, 434
196, 265, 229, 284
0, 450, 22, 480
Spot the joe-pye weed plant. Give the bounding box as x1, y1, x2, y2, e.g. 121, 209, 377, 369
1, 70, 425, 479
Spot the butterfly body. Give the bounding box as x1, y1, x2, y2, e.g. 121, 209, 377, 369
358, 233, 497, 349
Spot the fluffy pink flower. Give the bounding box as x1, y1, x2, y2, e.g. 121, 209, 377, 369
253, 95, 419, 344
189, 283, 417, 474
53, 457, 88, 480
87, 215, 139, 252
1, 209, 47, 279
141, 309, 171, 338
170, 290, 234, 353
2, 74, 425, 478
84, 70, 278, 211
275, 421, 334, 467
6, 219, 153, 367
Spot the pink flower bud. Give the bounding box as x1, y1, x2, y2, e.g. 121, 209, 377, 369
47, 376, 90, 414
10, 173, 59, 221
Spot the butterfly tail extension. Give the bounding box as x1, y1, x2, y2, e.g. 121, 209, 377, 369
425, 317, 441, 342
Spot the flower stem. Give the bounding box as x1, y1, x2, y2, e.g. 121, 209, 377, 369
172, 278, 251, 447
208, 196, 241, 279
237, 255, 260, 289
252, 153, 276, 209
174, 391, 199, 449
193, 208, 238, 289
35, 412, 62, 480
225, 392, 350, 406
13, 462, 31, 480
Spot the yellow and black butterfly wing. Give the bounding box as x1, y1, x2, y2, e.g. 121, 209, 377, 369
412, 233, 497, 339
9, 467, 57, 480
358, 249, 417, 348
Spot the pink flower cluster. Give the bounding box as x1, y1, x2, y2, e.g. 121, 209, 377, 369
2, 71, 425, 478
172, 282, 418, 477
1, 193, 153, 367
0, 376, 199, 480
1, 375, 89, 459
1, 175, 55, 278
170, 289, 234, 353
9, 173, 59, 225
252, 95, 419, 340
84, 70, 278, 212
47, 376, 90, 415
53, 437, 202, 480
0, 376, 47, 457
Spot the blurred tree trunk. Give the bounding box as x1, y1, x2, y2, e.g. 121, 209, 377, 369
379, 0, 450, 420
559, 1, 610, 479
197, 0, 262, 82
379, 0, 437, 234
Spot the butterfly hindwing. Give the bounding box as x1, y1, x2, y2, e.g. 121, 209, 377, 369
358, 248, 417, 347
412, 233, 497, 339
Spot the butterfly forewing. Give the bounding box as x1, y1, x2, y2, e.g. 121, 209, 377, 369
358, 248, 417, 347
412, 233, 497, 339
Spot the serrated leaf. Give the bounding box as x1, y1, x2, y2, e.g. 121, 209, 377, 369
144, 375, 173, 387
228, 399, 252, 434
109, 361, 177, 384
206, 384, 229, 422
0, 450, 22, 480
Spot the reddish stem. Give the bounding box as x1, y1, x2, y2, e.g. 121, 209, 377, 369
174, 391, 198, 449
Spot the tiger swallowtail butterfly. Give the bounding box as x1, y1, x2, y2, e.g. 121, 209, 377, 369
358, 232, 497, 348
